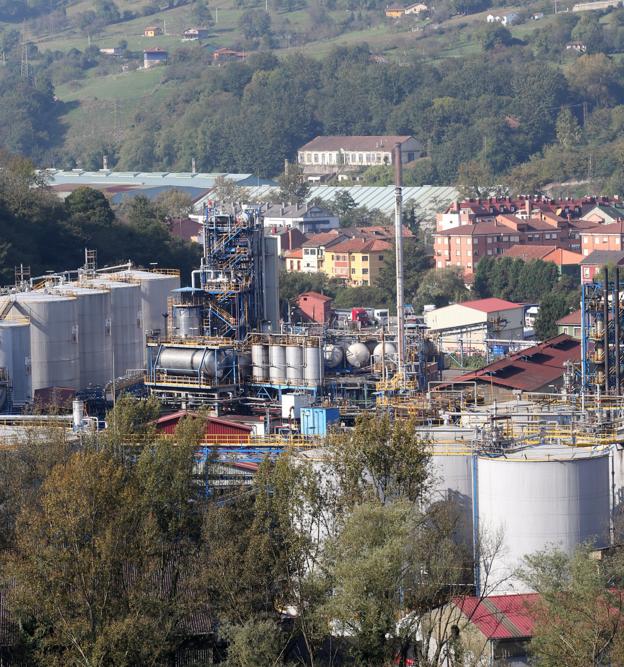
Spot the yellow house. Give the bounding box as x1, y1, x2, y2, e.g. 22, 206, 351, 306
323, 238, 392, 286
385, 6, 405, 16
144, 26, 162, 37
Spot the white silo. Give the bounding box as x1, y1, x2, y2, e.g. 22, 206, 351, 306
115, 269, 180, 335
88, 278, 143, 376
430, 443, 474, 546
286, 345, 304, 384
477, 445, 610, 594
304, 345, 322, 386
269, 344, 286, 383
52, 285, 113, 388
1, 292, 80, 390
0, 320, 32, 407
251, 344, 269, 382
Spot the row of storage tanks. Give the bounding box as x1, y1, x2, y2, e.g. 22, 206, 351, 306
0, 270, 180, 402
430, 439, 620, 594
250, 340, 400, 385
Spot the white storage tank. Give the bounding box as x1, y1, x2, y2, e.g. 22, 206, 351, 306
157, 346, 224, 379
346, 342, 370, 369
304, 345, 322, 386
430, 444, 474, 546
324, 344, 344, 369
53, 285, 113, 388
1, 292, 80, 390
269, 345, 286, 383
0, 320, 31, 406
88, 278, 143, 376
477, 444, 610, 594
116, 269, 180, 335
286, 345, 304, 383
251, 344, 269, 382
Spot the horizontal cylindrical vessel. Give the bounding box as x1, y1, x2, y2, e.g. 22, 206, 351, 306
324, 344, 343, 369
346, 342, 370, 369
157, 346, 224, 379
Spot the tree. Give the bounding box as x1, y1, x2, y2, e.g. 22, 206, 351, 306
277, 163, 310, 204
556, 108, 582, 149
65, 186, 115, 228
238, 9, 271, 40
332, 190, 358, 219
154, 188, 194, 219
478, 24, 514, 51
522, 546, 624, 667
413, 267, 468, 313
534, 292, 569, 339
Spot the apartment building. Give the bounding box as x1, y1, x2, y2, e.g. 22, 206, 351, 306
323, 238, 392, 286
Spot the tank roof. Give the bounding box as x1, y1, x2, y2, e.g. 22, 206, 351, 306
481, 443, 609, 461
8, 291, 77, 302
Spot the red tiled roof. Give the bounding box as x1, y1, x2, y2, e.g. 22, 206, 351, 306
503, 245, 554, 260
284, 248, 303, 259
583, 221, 624, 234
443, 334, 581, 392
454, 593, 539, 639
302, 231, 344, 248
461, 298, 522, 313
557, 310, 581, 326
329, 238, 392, 253
544, 248, 583, 265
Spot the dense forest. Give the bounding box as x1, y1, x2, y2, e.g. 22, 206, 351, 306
0, 152, 201, 281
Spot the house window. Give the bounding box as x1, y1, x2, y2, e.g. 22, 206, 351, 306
456, 250, 461, 256
456, 238, 461, 245
437, 261, 443, 267
487, 237, 493, 244
362, 268, 369, 274
378, 255, 384, 261
362, 255, 369, 262
407, 151, 415, 161
466, 239, 472, 246
351, 268, 356, 274
583, 267, 590, 277
604, 237, 609, 243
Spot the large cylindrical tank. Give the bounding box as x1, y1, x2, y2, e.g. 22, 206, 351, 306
269, 345, 286, 383
89, 278, 143, 376
1, 292, 80, 390
157, 346, 224, 379
0, 320, 31, 406
286, 345, 304, 383
324, 344, 344, 369
172, 304, 202, 339
304, 345, 322, 385
116, 269, 180, 335
53, 285, 113, 389
346, 342, 370, 369
430, 445, 474, 547
477, 445, 610, 594
251, 344, 269, 382
372, 342, 397, 365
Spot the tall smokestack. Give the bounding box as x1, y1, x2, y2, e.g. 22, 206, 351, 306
393, 143, 405, 381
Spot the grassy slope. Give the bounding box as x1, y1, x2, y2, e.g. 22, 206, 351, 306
0, 0, 559, 160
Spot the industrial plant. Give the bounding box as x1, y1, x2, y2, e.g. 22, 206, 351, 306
0, 147, 623, 664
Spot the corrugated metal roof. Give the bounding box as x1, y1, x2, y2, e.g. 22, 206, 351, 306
244, 184, 458, 217
455, 593, 539, 639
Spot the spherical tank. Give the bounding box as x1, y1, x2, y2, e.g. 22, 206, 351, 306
0, 320, 32, 406
323, 344, 344, 369
286, 345, 304, 383
477, 445, 610, 594
251, 344, 269, 382
53, 285, 113, 389
372, 342, 397, 365
346, 342, 370, 369
88, 278, 143, 376
117, 269, 180, 334
2, 292, 80, 391
269, 345, 286, 383
304, 346, 322, 385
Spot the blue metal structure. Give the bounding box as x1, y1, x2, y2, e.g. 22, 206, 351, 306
581, 266, 623, 394
193, 208, 265, 338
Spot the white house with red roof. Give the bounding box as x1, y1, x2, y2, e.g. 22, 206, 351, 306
424, 298, 525, 353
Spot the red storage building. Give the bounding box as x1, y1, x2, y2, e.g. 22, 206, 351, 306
155, 411, 253, 443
